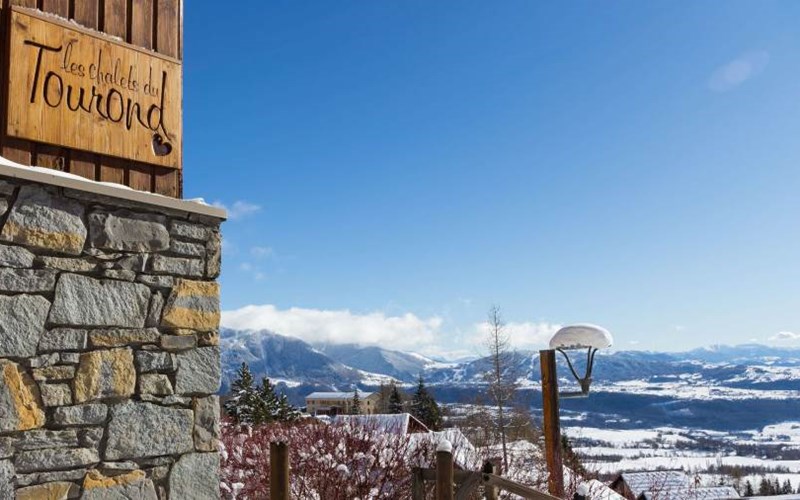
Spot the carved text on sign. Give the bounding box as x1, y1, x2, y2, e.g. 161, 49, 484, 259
7, 8, 182, 169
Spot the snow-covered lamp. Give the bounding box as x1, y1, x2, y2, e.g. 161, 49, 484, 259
549, 324, 613, 398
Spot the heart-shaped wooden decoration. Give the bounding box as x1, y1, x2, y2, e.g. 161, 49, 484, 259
152, 134, 173, 156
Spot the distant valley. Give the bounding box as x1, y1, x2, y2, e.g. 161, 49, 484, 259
220, 328, 800, 433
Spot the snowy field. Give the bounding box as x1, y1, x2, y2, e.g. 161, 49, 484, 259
565, 422, 800, 490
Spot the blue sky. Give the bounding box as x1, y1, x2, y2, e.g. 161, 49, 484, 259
184, 1, 800, 357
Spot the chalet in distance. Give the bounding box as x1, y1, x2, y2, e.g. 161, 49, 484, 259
305, 391, 380, 416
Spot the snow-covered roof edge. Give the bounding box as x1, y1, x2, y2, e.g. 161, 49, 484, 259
0, 155, 226, 220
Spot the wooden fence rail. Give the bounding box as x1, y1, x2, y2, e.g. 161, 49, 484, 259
265, 439, 560, 500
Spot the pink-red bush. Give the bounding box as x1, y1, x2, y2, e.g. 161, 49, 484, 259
220, 419, 432, 499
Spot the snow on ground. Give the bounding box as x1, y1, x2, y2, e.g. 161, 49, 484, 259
567, 421, 800, 492
269, 378, 303, 388
745, 422, 800, 445
592, 379, 800, 401
584, 455, 800, 475
355, 369, 399, 385
727, 366, 800, 384
564, 426, 694, 447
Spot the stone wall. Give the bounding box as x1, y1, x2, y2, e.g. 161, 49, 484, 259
0, 169, 224, 499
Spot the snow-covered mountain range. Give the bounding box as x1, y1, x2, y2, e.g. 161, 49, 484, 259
220, 328, 800, 432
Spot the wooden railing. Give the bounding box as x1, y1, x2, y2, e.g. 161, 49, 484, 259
267, 439, 561, 500
411, 445, 562, 500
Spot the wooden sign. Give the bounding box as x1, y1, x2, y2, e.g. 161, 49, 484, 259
6, 8, 182, 169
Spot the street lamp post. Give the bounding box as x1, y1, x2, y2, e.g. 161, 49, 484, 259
540, 324, 613, 498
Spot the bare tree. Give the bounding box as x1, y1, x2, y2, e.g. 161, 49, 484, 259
483, 305, 518, 472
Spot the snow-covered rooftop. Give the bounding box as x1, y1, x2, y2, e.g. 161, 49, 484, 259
640, 486, 740, 499
616, 470, 690, 496
334, 413, 430, 435
306, 391, 375, 400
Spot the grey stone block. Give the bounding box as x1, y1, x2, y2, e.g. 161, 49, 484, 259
0, 268, 57, 292
194, 396, 220, 452
148, 255, 204, 277
160, 335, 196, 352
0, 460, 14, 499
136, 274, 175, 290
89, 210, 169, 252
14, 429, 78, 450
146, 292, 165, 327
138, 373, 173, 396
59, 352, 81, 364
78, 427, 104, 449
170, 220, 209, 241
14, 447, 99, 473
39, 328, 89, 352
0, 243, 35, 268
0, 437, 14, 459
206, 230, 221, 279
104, 402, 193, 460
170, 239, 205, 257
52, 404, 108, 426
0, 185, 87, 255
0, 294, 51, 357
14, 468, 86, 487
49, 274, 150, 328
175, 347, 221, 395
39, 383, 73, 407
25, 353, 59, 368
169, 453, 220, 499
135, 351, 176, 373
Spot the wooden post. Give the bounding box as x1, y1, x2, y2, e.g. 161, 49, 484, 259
482, 461, 498, 500
540, 349, 564, 498
436, 441, 454, 500
412, 468, 425, 500
270, 441, 290, 500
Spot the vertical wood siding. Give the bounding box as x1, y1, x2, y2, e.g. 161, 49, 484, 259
0, 0, 183, 197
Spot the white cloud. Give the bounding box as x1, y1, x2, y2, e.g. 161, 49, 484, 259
471, 320, 562, 350
221, 304, 443, 352
211, 200, 261, 220
250, 246, 273, 259
708, 51, 769, 92
769, 331, 800, 342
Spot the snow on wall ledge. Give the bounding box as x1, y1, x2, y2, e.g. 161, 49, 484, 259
0, 157, 225, 499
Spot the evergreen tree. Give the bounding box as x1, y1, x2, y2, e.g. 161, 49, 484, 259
782, 479, 793, 494
743, 480, 753, 497
350, 389, 362, 415
224, 362, 258, 424
388, 383, 404, 414
411, 375, 442, 430
277, 393, 300, 422
376, 382, 388, 413
759, 477, 771, 495
224, 362, 301, 425
252, 377, 280, 424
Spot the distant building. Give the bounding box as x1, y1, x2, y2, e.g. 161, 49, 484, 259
610, 470, 740, 499
305, 391, 380, 416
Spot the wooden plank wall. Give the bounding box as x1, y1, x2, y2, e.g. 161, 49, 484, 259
0, 0, 183, 197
